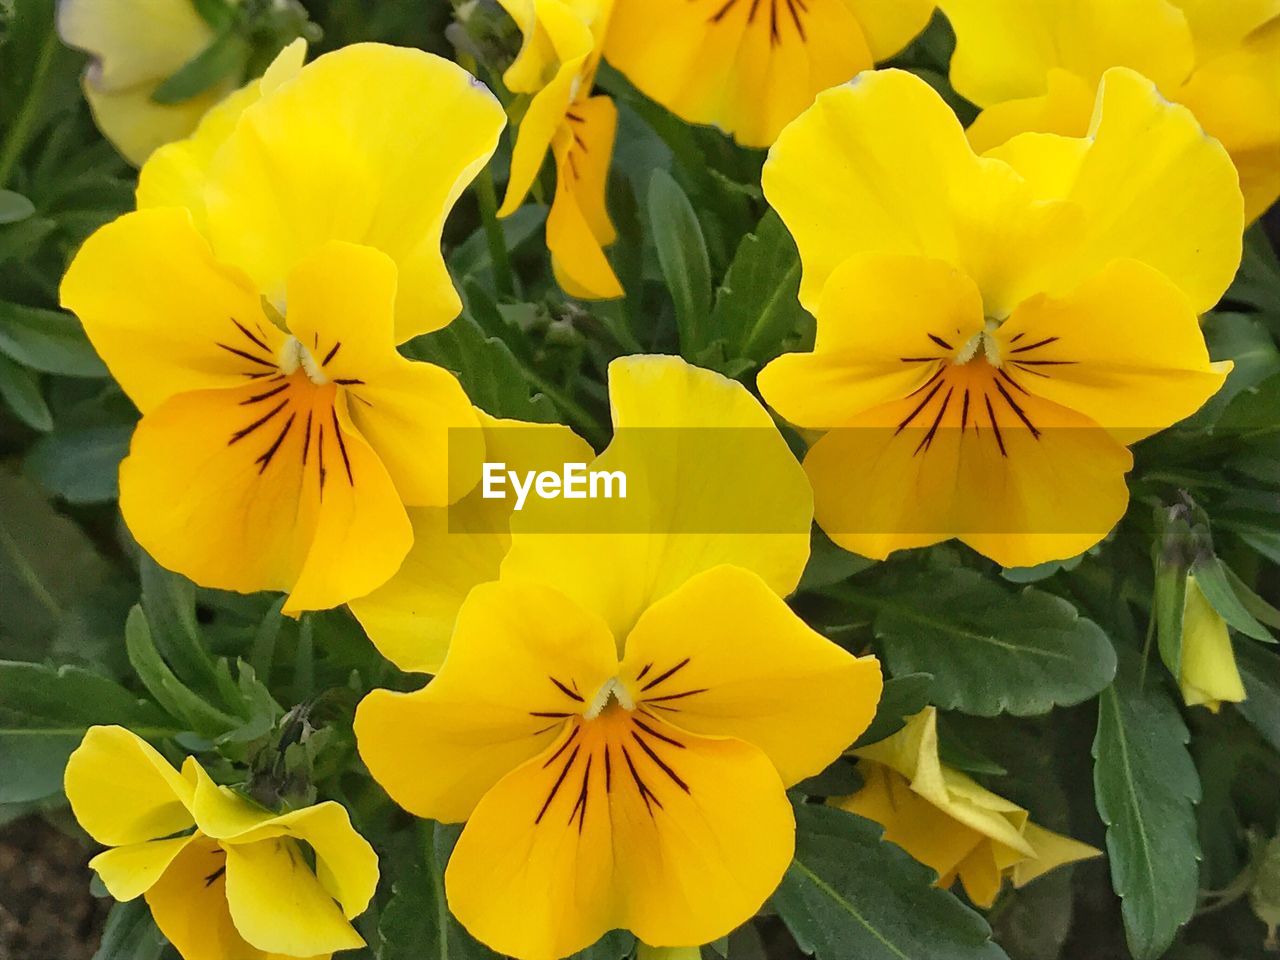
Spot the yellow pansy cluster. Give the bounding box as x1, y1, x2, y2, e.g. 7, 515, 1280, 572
49, 0, 1274, 957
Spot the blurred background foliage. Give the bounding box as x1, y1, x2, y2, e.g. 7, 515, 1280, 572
1, 1, 1279, 959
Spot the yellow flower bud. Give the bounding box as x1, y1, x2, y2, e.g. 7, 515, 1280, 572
1179, 573, 1247, 713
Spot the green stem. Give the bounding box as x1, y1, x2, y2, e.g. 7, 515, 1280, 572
524, 368, 608, 448
0, 30, 59, 189
457, 52, 515, 298
474, 161, 515, 298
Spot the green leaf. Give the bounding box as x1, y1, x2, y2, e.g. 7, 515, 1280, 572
377, 820, 500, 960
0, 351, 51, 430
0, 660, 174, 803
1215, 370, 1280, 456
1223, 563, 1280, 630
24, 424, 131, 503
1226, 224, 1280, 311
1237, 642, 1280, 753
0, 187, 34, 223
91, 899, 168, 960
851, 672, 933, 748
0, 468, 116, 661
450, 204, 547, 282
151, 29, 249, 104
773, 804, 1008, 960
1153, 551, 1187, 676
797, 528, 876, 592
406, 310, 562, 425
124, 605, 242, 737
0, 301, 107, 377
858, 569, 1117, 715
709, 209, 808, 365
647, 169, 711, 354
1191, 556, 1274, 642
1092, 650, 1200, 960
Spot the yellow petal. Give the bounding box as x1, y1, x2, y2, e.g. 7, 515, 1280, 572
188, 765, 378, 923
801, 357, 1133, 567
118, 381, 410, 614
204, 44, 507, 341
502, 355, 812, 639
64, 726, 194, 847
834, 764, 989, 885
58, 0, 214, 89
619, 565, 882, 785
954, 843, 1004, 908
1062, 67, 1244, 313
495, 0, 556, 93
90, 835, 194, 902
59, 208, 276, 413
82, 79, 235, 167
223, 837, 365, 955
355, 579, 619, 822
1176, 17, 1280, 221
498, 0, 595, 216
843, 0, 937, 60
758, 253, 986, 429
350, 413, 593, 674
145, 835, 281, 960
994, 259, 1230, 443
966, 69, 1098, 155
1011, 821, 1101, 887
854, 710, 1034, 859
282, 240, 484, 507
137, 40, 308, 219
938, 0, 1195, 108
547, 96, 624, 299
445, 707, 795, 959
606, 0, 898, 148
1169, 0, 1280, 61
762, 69, 976, 311
1180, 573, 1248, 711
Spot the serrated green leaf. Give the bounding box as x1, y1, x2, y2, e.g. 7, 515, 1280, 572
858, 569, 1116, 715
709, 209, 808, 365
1092, 650, 1200, 960
648, 169, 711, 354
0, 301, 107, 376
377, 820, 500, 960
0, 351, 51, 430
773, 805, 1008, 960
0, 660, 175, 803
1191, 556, 1274, 642
24, 423, 130, 503
151, 29, 248, 104
91, 899, 168, 960
1237, 642, 1280, 753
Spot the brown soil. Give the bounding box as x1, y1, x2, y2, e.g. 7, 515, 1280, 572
0, 816, 106, 960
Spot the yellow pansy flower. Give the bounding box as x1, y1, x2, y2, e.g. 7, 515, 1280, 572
59, 0, 239, 165
356, 356, 884, 960
604, 0, 935, 147
938, 0, 1280, 220
758, 67, 1239, 568
350, 412, 594, 674
496, 0, 624, 298
60, 44, 508, 613
1180, 573, 1248, 712
65, 726, 378, 960
833, 707, 1099, 909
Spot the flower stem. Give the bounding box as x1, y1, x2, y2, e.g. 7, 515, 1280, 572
474, 160, 515, 298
